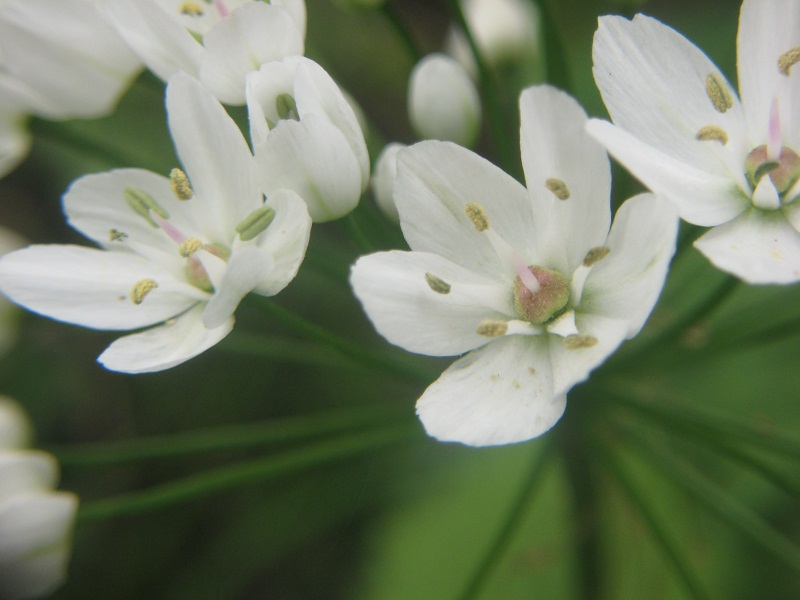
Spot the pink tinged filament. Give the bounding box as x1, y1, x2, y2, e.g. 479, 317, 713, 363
768, 97, 782, 160
153, 214, 188, 244
515, 256, 540, 293
214, 0, 230, 18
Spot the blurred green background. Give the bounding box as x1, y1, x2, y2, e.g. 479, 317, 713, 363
2, 0, 800, 598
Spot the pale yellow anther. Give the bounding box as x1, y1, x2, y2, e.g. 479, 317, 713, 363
564, 334, 598, 350
778, 47, 800, 76
425, 273, 451, 294
178, 237, 203, 258
179, 2, 204, 15
170, 168, 193, 200
705, 74, 733, 113
477, 319, 508, 337
696, 125, 729, 145
109, 229, 128, 242
465, 202, 489, 231
545, 178, 570, 200
583, 246, 611, 267
130, 279, 158, 305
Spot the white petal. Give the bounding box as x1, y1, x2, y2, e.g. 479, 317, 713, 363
394, 141, 531, 277
104, 0, 202, 83
694, 208, 800, 284
737, 0, 800, 144
63, 169, 201, 262
99, 304, 234, 373
270, 0, 307, 38
199, 3, 304, 105
250, 189, 312, 297
371, 143, 406, 222
0, 398, 32, 450
0, 492, 78, 600
520, 85, 611, 273
350, 250, 513, 357
408, 53, 481, 147
293, 59, 370, 188
593, 14, 746, 173
166, 73, 260, 241
202, 247, 274, 329
752, 176, 781, 210
0, 109, 29, 179
582, 194, 678, 336
547, 312, 630, 397
0, 0, 141, 118
416, 335, 565, 447
257, 116, 362, 222
586, 119, 748, 226
0, 245, 203, 330
0, 451, 58, 502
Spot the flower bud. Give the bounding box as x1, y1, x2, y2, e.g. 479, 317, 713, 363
408, 54, 481, 147
371, 143, 407, 222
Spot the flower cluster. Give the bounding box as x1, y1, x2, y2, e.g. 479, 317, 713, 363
0, 398, 77, 600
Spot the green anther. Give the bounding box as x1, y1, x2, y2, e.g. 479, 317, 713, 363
778, 47, 800, 76
424, 273, 451, 294
124, 187, 169, 228
465, 202, 489, 231
235, 206, 276, 241
696, 125, 729, 145
276, 94, 300, 121
564, 334, 598, 350
583, 246, 611, 267
477, 320, 508, 337
705, 73, 733, 113
545, 178, 570, 200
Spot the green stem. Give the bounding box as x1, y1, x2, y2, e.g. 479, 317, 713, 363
341, 211, 378, 254
249, 296, 435, 385
52, 404, 409, 467
537, 0, 572, 93
621, 424, 800, 575
457, 443, 552, 600
379, 3, 425, 63
596, 440, 713, 600
76, 424, 418, 524
30, 118, 142, 169
446, 0, 519, 179
218, 331, 355, 369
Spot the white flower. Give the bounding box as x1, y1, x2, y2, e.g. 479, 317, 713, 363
408, 53, 481, 148
246, 56, 370, 222
444, 0, 540, 76
351, 85, 677, 447
371, 142, 407, 223
0, 0, 141, 177
0, 74, 311, 374
0, 401, 77, 600
587, 1, 800, 284
104, 0, 306, 105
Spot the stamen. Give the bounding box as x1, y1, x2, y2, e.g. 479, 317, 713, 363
477, 319, 508, 337
778, 46, 800, 76
130, 279, 158, 304
170, 168, 193, 200
705, 73, 733, 113
124, 187, 170, 228
424, 273, 451, 294
178, 237, 203, 258
583, 246, 611, 267
235, 205, 276, 241
276, 94, 300, 121
514, 257, 540, 293
179, 2, 204, 15
696, 125, 728, 145
109, 229, 128, 242
564, 334, 598, 350
545, 178, 570, 200
464, 202, 490, 231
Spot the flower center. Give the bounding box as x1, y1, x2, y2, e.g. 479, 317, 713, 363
745, 145, 800, 198
512, 265, 570, 325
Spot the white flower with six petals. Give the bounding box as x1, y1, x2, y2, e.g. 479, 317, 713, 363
351, 85, 677, 447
